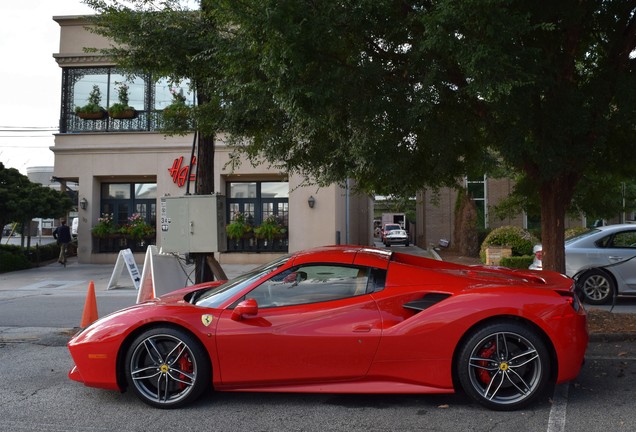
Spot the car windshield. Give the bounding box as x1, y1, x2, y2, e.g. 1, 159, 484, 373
195, 255, 290, 308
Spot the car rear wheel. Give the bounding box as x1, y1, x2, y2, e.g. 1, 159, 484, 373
457, 322, 550, 411
125, 327, 210, 408
578, 269, 615, 305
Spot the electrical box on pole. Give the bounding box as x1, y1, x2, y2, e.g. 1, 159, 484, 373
160, 195, 227, 253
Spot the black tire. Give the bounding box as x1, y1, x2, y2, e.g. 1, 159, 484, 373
125, 327, 210, 408
578, 269, 615, 305
457, 321, 550, 411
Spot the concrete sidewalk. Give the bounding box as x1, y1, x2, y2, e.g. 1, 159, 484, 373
0, 244, 438, 294
0, 255, 257, 293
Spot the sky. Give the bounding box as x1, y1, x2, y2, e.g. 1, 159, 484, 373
0, 0, 95, 174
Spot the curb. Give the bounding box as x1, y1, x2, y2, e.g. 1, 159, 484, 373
589, 332, 636, 342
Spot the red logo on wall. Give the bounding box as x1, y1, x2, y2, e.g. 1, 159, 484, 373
168, 156, 197, 187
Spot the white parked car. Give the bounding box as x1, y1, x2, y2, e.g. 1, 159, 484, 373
530, 224, 636, 304
383, 228, 409, 247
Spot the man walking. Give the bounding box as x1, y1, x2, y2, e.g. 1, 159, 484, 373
53, 219, 72, 267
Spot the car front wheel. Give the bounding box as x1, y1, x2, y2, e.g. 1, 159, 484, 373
457, 322, 550, 411
578, 269, 615, 305
125, 327, 210, 408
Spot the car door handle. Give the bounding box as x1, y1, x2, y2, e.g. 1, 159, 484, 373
353, 324, 372, 333
609, 256, 625, 262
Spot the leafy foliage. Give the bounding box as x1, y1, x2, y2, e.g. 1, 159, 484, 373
225, 212, 252, 239
83, 1, 636, 272
0, 242, 63, 273
480, 226, 539, 263
0, 163, 72, 240
253, 215, 287, 240
108, 82, 135, 117
91, 213, 118, 237
75, 84, 105, 114
499, 255, 535, 270
120, 213, 155, 241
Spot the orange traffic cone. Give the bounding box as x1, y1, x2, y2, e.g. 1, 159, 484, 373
80, 280, 99, 328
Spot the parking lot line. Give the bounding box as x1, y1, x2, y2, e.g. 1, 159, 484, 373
547, 383, 569, 432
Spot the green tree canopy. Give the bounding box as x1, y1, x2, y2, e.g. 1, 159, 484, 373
0, 162, 72, 238
85, 0, 636, 272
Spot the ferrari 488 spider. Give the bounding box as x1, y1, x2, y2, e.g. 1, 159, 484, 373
68, 246, 588, 410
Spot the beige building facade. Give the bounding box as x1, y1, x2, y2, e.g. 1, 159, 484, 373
417, 176, 586, 249
52, 16, 372, 265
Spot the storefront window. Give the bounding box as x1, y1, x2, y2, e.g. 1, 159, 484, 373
230, 182, 257, 198
100, 182, 157, 226
261, 182, 289, 198
103, 184, 131, 200
227, 181, 289, 252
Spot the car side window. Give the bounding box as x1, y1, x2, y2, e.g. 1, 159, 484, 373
246, 264, 371, 308
609, 231, 636, 248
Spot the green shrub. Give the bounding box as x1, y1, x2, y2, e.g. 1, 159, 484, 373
500, 255, 535, 269
0, 242, 62, 273
480, 226, 539, 263
36, 243, 61, 262
0, 251, 32, 272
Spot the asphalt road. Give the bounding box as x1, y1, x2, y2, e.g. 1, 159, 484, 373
0, 327, 634, 432
1, 245, 636, 431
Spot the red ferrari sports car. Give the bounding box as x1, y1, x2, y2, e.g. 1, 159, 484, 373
68, 246, 588, 411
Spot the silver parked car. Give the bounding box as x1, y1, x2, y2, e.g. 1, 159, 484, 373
383, 228, 410, 247
530, 224, 636, 304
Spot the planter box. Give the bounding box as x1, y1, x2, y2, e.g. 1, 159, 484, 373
485, 246, 512, 266
77, 110, 107, 120
109, 108, 137, 119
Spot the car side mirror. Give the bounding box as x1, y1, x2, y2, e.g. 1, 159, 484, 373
232, 298, 258, 321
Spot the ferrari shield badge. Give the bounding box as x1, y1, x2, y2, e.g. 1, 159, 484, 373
201, 314, 213, 327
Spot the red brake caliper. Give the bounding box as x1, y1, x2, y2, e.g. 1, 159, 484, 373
477, 343, 497, 384
177, 353, 194, 390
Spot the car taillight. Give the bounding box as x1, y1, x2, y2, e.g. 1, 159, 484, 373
558, 290, 583, 313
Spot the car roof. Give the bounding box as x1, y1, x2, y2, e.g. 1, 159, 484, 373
290, 245, 392, 269
595, 223, 636, 231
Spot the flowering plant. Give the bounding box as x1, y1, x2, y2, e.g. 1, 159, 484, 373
91, 213, 118, 237
120, 214, 155, 241
169, 87, 187, 104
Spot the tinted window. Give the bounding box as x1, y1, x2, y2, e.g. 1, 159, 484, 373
246, 264, 370, 308
609, 231, 636, 248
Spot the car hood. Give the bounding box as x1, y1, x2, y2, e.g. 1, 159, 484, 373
156, 280, 225, 304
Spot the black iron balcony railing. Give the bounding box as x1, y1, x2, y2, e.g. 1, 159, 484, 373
93, 235, 156, 254
227, 233, 289, 253
61, 110, 163, 134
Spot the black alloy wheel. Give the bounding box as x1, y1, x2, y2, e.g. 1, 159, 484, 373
457, 321, 550, 411
125, 327, 210, 408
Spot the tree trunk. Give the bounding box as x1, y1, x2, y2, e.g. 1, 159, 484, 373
539, 173, 578, 274
193, 130, 228, 282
